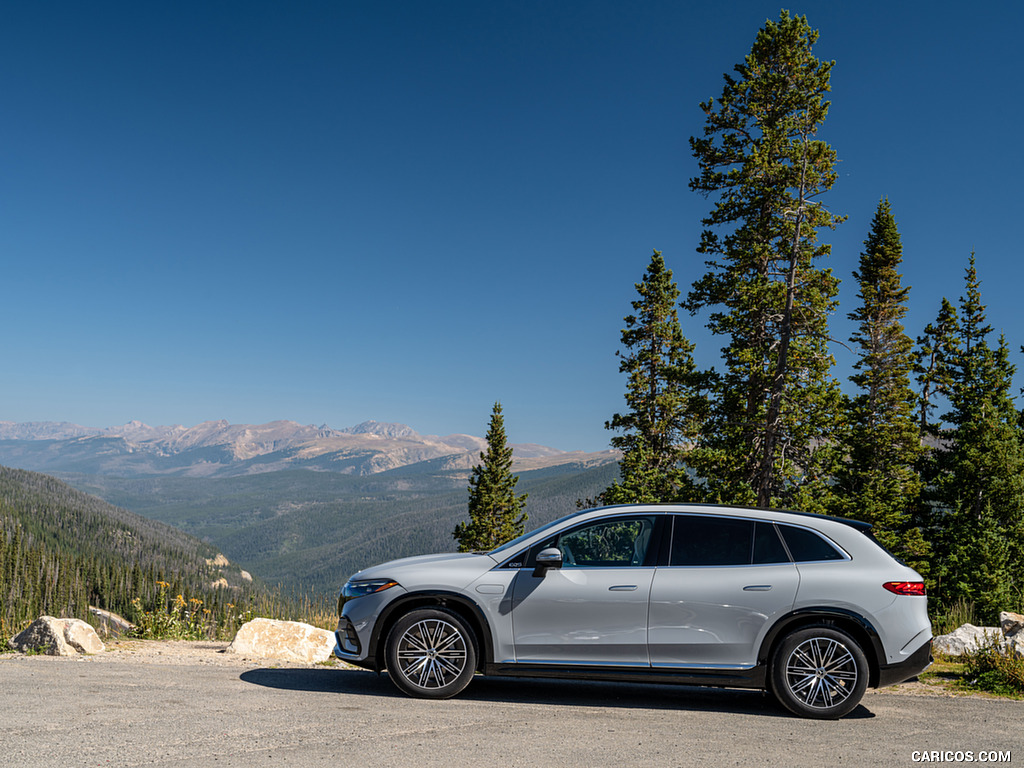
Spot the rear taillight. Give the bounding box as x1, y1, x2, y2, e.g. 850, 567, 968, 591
883, 581, 926, 596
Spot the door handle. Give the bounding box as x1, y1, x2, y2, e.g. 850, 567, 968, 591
609, 585, 638, 591
743, 585, 772, 591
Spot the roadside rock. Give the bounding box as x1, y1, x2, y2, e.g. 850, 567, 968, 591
226, 618, 335, 664
1000, 611, 1024, 639
10, 616, 105, 655
933, 624, 997, 656
934, 616, 1024, 657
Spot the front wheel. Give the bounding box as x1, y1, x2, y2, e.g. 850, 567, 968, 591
384, 608, 477, 699
770, 627, 868, 719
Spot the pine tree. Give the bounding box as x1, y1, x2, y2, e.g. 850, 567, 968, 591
453, 403, 528, 552
685, 10, 844, 508
602, 250, 706, 504
926, 255, 1024, 621
915, 298, 960, 434
833, 199, 926, 564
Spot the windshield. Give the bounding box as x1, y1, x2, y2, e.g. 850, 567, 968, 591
488, 508, 593, 556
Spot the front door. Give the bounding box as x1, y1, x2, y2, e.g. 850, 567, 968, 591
510, 515, 657, 666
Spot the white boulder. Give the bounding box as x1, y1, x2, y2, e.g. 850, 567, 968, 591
934, 616, 1024, 657
933, 623, 998, 656
999, 611, 1024, 654
226, 618, 335, 664
10, 616, 105, 656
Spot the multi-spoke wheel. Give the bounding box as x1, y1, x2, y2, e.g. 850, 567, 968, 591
770, 627, 868, 719
385, 608, 477, 699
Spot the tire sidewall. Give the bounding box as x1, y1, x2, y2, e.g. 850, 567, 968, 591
770, 626, 869, 719
385, 607, 478, 699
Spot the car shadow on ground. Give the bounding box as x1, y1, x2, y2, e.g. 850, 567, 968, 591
239, 667, 876, 720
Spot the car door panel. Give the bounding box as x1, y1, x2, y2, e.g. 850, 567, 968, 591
509, 514, 660, 666
648, 563, 799, 667
510, 566, 655, 664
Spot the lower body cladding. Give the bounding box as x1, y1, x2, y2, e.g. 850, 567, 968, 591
335, 628, 932, 692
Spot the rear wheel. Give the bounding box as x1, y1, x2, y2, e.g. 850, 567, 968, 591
770, 627, 868, 719
385, 608, 477, 699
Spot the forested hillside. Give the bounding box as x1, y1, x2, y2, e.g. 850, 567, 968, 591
61, 461, 620, 593
61, 460, 614, 593
0, 465, 303, 640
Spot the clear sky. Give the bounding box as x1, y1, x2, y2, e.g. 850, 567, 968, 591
3, 1, 1022, 452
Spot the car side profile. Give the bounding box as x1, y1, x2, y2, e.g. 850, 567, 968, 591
335, 504, 932, 719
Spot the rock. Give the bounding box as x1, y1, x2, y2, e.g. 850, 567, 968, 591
1000, 612, 1024, 655
934, 618, 1024, 657
226, 618, 335, 664
64, 619, 105, 653
933, 623, 1002, 656
10, 616, 105, 655
999, 611, 1024, 639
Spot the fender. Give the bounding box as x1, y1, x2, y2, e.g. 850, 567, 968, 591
759, 607, 885, 686
369, 590, 494, 671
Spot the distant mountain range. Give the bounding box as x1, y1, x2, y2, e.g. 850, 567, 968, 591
0, 419, 617, 478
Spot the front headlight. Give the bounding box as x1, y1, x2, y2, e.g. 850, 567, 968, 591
338, 578, 398, 613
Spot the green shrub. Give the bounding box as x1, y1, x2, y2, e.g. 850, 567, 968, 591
959, 634, 1024, 697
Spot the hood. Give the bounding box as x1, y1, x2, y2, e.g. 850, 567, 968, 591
351, 550, 499, 589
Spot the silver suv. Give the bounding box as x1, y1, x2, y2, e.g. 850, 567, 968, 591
335, 504, 931, 719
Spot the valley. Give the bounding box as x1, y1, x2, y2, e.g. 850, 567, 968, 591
0, 419, 619, 595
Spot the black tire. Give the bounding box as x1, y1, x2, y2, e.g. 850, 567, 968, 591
384, 608, 477, 699
770, 627, 869, 719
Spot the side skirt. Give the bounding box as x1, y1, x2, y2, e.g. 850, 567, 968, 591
482, 663, 766, 689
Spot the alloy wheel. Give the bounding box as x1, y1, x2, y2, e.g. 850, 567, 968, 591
394, 617, 469, 691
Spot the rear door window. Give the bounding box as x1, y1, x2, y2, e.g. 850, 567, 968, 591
670, 516, 754, 566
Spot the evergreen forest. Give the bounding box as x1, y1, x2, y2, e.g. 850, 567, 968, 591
601, 12, 1023, 625
0, 466, 329, 641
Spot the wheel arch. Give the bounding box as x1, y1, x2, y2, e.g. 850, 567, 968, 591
371, 590, 493, 673
759, 608, 884, 689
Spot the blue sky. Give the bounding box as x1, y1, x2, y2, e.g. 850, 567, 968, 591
3, 1, 1022, 452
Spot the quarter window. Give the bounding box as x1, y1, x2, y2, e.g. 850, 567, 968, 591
753, 521, 790, 564
778, 525, 845, 562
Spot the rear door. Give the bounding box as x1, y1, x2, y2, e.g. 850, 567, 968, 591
648, 515, 798, 668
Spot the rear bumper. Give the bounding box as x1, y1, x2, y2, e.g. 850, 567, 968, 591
876, 637, 932, 688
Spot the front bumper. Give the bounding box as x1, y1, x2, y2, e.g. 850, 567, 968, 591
335, 616, 361, 656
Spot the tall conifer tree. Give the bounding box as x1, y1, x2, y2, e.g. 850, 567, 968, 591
603, 250, 705, 504
926, 255, 1024, 621
915, 298, 960, 434
833, 199, 926, 564
685, 11, 844, 508
453, 403, 528, 552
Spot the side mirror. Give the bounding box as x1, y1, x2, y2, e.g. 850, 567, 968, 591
533, 547, 563, 577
